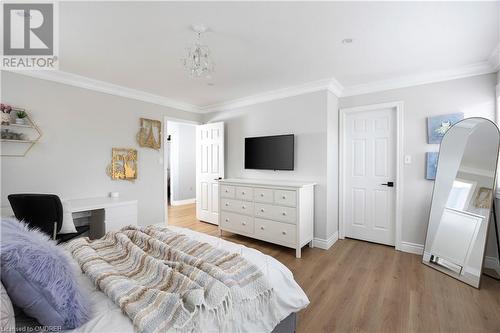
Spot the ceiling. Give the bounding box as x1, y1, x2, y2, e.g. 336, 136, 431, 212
46, 2, 500, 110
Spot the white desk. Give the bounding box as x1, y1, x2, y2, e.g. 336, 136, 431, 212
67, 197, 138, 239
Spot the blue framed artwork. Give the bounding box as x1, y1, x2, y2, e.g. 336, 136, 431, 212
426, 152, 439, 180
427, 113, 464, 144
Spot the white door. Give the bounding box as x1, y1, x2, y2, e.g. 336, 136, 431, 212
344, 108, 396, 245
196, 122, 224, 224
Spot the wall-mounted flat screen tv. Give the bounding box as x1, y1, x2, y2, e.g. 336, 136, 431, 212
244, 134, 294, 170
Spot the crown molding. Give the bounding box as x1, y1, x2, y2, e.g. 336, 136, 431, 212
198, 78, 339, 113
6, 59, 497, 115
341, 61, 497, 97
6, 70, 200, 113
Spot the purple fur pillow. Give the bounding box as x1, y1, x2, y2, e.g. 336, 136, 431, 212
0, 217, 91, 329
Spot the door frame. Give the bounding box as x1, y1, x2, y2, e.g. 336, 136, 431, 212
339, 101, 405, 250
163, 116, 201, 225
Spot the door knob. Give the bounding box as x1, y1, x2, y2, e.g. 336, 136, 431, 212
214, 177, 222, 181
381, 182, 394, 187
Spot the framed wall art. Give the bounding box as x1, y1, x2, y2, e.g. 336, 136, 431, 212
427, 113, 464, 144
107, 148, 137, 181
137, 118, 161, 150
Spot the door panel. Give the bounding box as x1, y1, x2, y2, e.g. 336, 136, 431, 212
196, 122, 224, 224
345, 108, 396, 245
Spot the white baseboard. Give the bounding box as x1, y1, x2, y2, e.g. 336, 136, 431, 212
313, 231, 339, 250
484, 256, 500, 274
399, 241, 424, 255
170, 198, 196, 206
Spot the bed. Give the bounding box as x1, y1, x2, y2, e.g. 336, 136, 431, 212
66, 225, 309, 333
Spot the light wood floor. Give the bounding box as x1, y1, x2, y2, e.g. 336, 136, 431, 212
168, 204, 500, 333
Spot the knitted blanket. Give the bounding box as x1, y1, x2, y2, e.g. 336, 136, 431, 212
66, 225, 278, 333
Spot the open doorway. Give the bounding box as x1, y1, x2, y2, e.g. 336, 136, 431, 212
165, 120, 197, 215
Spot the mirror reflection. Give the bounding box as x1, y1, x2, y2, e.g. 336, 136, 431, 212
423, 118, 500, 288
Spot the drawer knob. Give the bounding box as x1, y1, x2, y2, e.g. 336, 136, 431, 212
225, 218, 229, 222
225, 190, 229, 193
260, 226, 264, 230
260, 209, 265, 212
242, 206, 246, 209
242, 222, 246, 226
242, 191, 245, 195
282, 196, 286, 199
282, 231, 286, 235
282, 212, 287, 216
260, 193, 264, 197
225, 203, 229, 206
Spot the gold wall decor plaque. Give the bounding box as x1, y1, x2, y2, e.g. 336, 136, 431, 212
137, 118, 161, 150
107, 148, 138, 181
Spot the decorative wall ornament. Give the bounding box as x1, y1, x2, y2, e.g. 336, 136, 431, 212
425, 152, 439, 180
427, 113, 464, 144
107, 148, 137, 181
137, 118, 161, 150
474, 187, 493, 209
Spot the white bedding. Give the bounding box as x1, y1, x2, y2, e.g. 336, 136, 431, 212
67, 226, 309, 333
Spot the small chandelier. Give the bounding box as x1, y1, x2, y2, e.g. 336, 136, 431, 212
182, 25, 214, 79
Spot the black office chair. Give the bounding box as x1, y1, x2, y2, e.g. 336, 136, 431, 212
7, 194, 90, 244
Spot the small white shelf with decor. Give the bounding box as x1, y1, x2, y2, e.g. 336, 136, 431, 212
1, 113, 42, 157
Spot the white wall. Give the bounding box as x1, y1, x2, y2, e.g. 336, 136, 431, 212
1, 71, 202, 225
340, 73, 497, 247
204, 90, 339, 242
167, 121, 196, 203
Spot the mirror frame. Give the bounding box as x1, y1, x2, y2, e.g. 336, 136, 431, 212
422, 117, 500, 288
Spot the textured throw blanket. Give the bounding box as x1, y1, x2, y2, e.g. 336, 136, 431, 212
66, 225, 278, 333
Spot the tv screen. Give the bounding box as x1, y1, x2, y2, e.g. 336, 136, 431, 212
245, 134, 294, 170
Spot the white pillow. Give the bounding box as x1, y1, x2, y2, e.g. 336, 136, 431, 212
58, 200, 77, 234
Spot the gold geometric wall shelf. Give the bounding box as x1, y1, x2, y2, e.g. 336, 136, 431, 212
137, 118, 161, 150
1, 112, 42, 157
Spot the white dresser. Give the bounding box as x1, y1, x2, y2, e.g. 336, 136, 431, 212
218, 179, 315, 258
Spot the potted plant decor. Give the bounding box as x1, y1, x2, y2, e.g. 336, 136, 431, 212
15, 110, 28, 125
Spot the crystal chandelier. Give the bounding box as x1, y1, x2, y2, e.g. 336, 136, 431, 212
182, 25, 214, 79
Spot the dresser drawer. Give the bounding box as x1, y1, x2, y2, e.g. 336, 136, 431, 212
274, 190, 297, 207
221, 198, 254, 216
235, 186, 254, 201
220, 185, 236, 199
220, 212, 254, 234
105, 215, 137, 232
254, 203, 296, 224
254, 188, 274, 203
105, 204, 137, 221
255, 218, 296, 245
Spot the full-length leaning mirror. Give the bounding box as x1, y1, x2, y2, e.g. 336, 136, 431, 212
423, 117, 500, 288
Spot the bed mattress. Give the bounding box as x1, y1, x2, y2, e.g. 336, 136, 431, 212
67, 225, 309, 333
